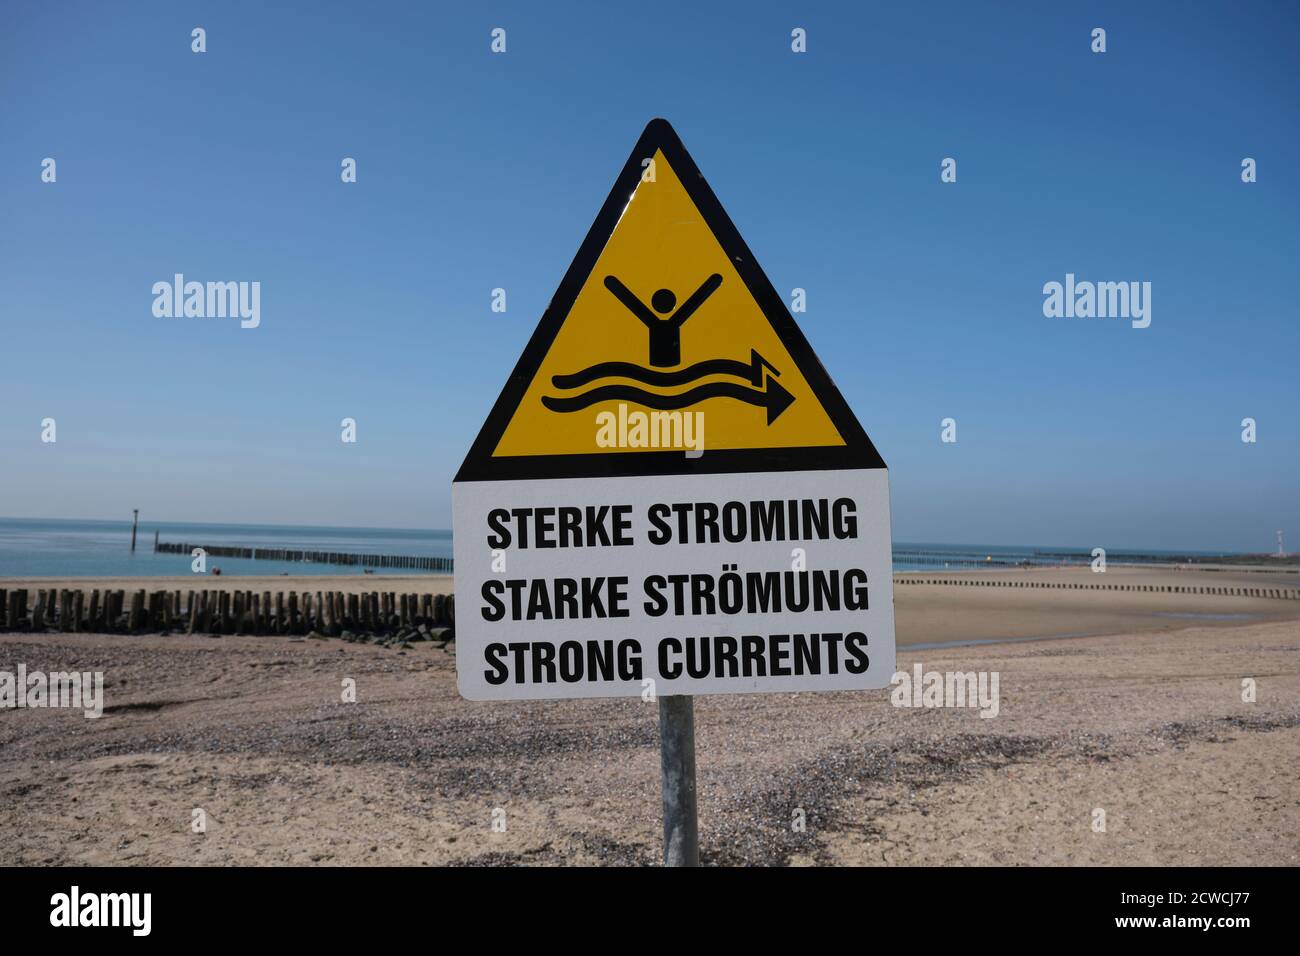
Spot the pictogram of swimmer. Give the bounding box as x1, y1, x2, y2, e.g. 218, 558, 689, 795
602, 273, 723, 367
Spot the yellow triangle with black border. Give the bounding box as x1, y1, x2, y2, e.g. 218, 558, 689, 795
492, 149, 846, 457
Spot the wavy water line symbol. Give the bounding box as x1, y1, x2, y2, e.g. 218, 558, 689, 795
543, 350, 795, 424
552, 349, 779, 389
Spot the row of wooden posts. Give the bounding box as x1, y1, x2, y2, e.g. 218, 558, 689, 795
0, 587, 455, 636
5, 577, 1292, 635
896, 577, 1300, 599
894, 555, 1036, 568
154, 539, 453, 572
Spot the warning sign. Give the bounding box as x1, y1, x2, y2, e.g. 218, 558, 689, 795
453, 118, 894, 700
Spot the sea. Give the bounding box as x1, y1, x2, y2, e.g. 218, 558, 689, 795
0, 518, 451, 578
0, 517, 1243, 579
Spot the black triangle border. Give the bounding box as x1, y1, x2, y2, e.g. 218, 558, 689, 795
454, 118, 886, 482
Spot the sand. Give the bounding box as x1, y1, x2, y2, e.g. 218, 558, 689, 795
893, 566, 1300, 645
2, 567, 1298, 866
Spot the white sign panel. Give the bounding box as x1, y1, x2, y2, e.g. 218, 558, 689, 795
454, 470, 894, 700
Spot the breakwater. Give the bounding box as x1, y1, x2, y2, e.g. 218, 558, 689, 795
0, 587, 455, 640
154, 539, 452, 572
896, 576, 1300, 598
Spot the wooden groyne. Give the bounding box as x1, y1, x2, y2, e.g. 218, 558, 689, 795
154, 540, 452, 572
5, 578, 1293, 641
894, 553, 1029, 568
896, 577, 1300, 599
0, 587, 455, 642
895, 548, 1300, 571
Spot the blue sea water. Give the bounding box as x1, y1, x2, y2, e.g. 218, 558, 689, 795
0, 518, 453, 578
0, 517, 1243, 578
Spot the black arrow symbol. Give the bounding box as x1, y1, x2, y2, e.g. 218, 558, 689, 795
541, 375, 795, 425
552, 349, 781, 390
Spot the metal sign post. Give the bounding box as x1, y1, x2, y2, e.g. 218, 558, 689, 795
658, 694, 699, 866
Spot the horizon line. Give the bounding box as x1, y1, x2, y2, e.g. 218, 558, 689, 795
0, 515, 1280, 557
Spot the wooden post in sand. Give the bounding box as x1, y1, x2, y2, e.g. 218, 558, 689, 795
128, 590, 144, 631
100, 591, 113, 632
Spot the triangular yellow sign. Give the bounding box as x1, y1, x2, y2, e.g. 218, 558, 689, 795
457, 119, 883, 481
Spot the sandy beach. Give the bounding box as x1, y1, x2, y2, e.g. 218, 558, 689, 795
2, 566, 1298, 866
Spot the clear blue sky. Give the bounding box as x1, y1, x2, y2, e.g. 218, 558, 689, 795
2, 1, 1296, 552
